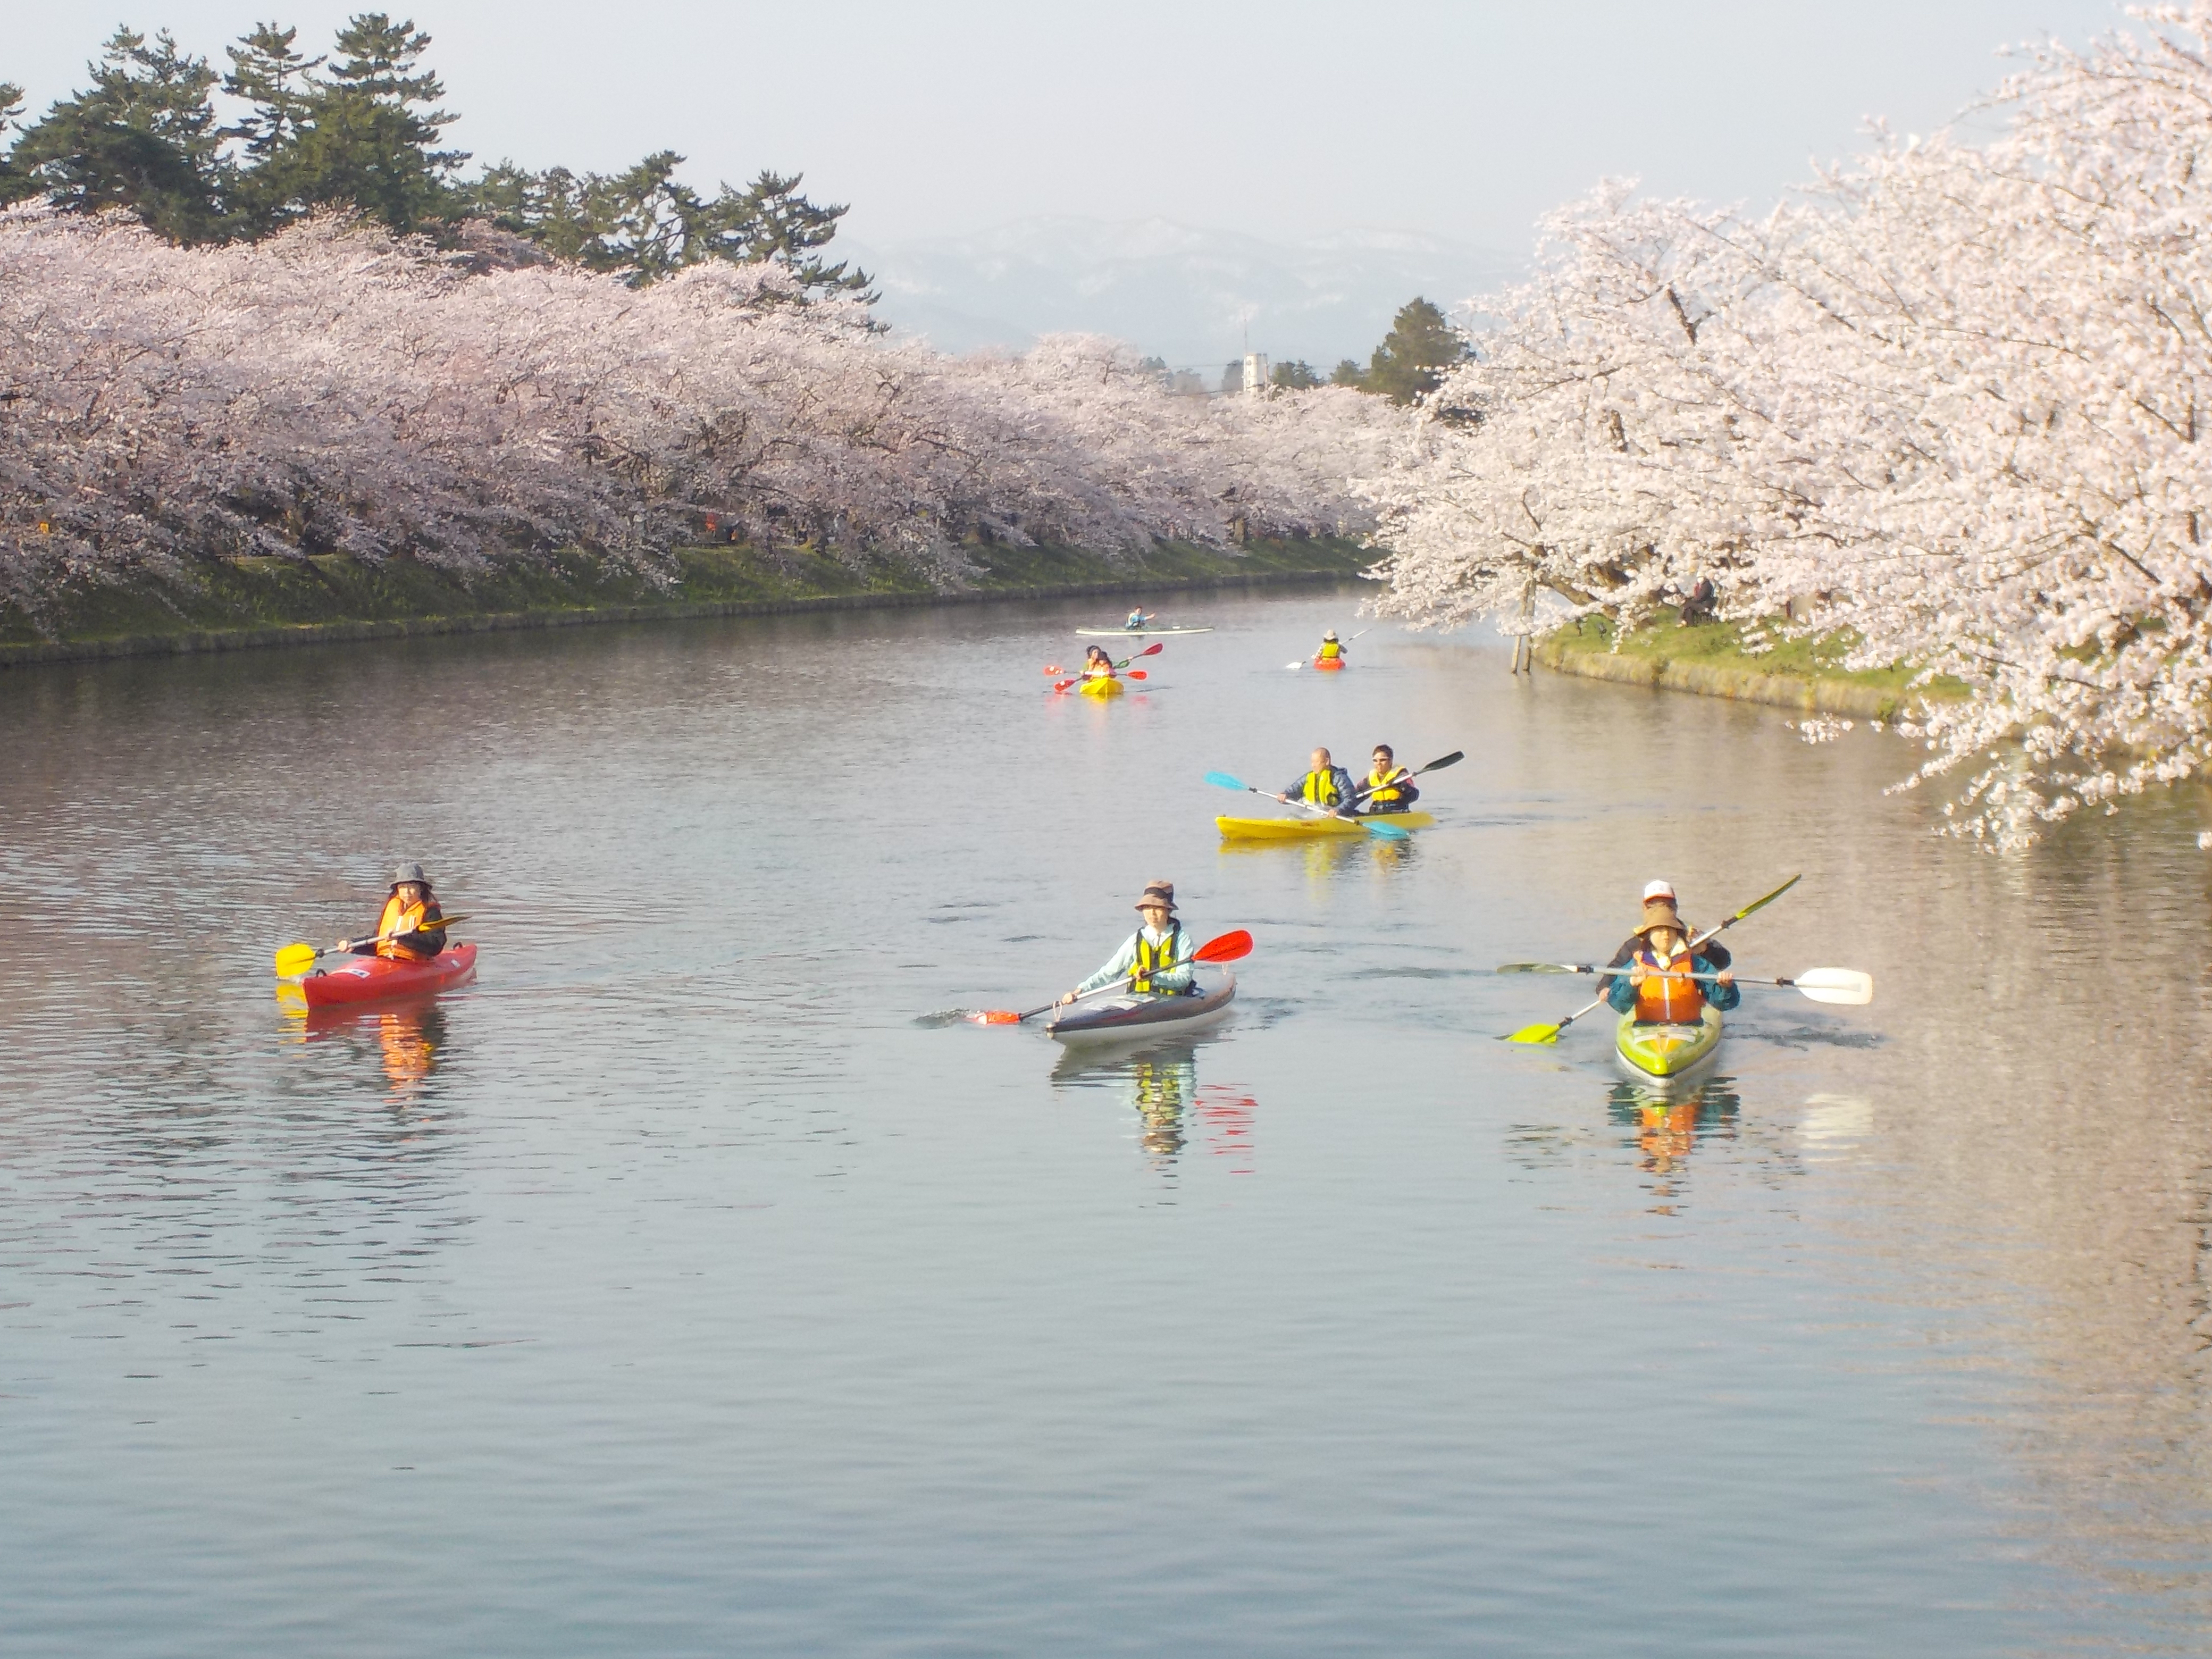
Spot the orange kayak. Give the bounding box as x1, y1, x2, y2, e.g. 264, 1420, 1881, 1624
1312, 657, 1346, 671
301, 944, 478, 1008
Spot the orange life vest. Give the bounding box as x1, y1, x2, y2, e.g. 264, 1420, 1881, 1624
374, 893, 440, 962
1632, 946, 1705, 1024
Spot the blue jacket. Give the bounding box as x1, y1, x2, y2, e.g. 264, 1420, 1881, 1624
1283, 765, 1359, 811
1605, 950, 1740, 1016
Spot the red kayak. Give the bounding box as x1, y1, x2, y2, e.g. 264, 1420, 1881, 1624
301, 943, 478, 1009
1312, 656, 1346, 671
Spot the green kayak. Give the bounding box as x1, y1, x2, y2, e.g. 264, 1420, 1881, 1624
1614, 1004, 1723, 1082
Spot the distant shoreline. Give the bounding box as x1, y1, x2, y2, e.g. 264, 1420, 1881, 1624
1, 540, 1371, 671
1532, 616, 1955, 720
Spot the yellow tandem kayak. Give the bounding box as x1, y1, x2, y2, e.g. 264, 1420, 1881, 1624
1078, 676, 1126, 699
1216, 811, 1435, 841
1614, 1004, 1724, 1083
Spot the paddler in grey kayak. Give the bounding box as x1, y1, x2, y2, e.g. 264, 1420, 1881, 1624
1058, 881, 1197, 1006
1601, 882, 1738, 1023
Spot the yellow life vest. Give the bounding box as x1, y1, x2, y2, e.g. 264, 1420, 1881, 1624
1632, 947, 1705, 1024
1318, 639, 1342, 659
1132, 925, 1184, 994
1300, 769, 1343, 807
1365, 765, 1410, 803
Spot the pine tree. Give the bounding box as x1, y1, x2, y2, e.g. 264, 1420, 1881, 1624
701, 170, 874, 300
7, 30, 230, 241
274, 13, 465, 232
1271, 359, 1322, 390
0, 82, 25, 203
1362, 297, 1469, 405
1329, 358, 1364, 388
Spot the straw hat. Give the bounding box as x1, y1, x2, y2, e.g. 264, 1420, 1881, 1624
1135, 880, 1178, 914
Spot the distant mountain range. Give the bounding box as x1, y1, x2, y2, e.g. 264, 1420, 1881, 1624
842, 217, 1524, 372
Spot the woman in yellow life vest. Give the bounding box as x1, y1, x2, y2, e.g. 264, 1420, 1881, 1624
1356, 744, 1420, 815
1276, 747, 1358, 814
1602, 887, 1738, 1024
1058, 881, 1197, 1005
1316, 630, 1345, 662
338, 862, 450, 963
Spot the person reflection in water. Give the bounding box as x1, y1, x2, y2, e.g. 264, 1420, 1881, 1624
1131, 1057, 1194, 1164
376, 1006, 443, 1096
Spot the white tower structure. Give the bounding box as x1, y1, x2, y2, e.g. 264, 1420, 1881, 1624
1241, 352, 1270, 398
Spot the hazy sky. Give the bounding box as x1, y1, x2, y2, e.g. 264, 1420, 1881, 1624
9, 0, 2134, 249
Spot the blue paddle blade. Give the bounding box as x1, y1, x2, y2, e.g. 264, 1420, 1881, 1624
1364, 819, 1411, 841
1204, 771, 1249, 792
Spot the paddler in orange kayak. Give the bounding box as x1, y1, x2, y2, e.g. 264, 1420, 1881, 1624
1315, 630, 1346, 664
1600, 882, 1737, 1022
339, 863, 451, 962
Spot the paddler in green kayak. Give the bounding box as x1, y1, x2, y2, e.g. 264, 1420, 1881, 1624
338, 862, 450, 963
1058, 881, 1197, 1005
1354, 744, 1420, 815
1276, 747, 1359, 815
1602, 882, 1738, 1024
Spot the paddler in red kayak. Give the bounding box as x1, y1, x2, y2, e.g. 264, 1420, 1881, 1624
1058, 880, 1197, 1005
339, 863, 451, 962
1599, 881, 1737, 1022
1316, 630, 1346, 664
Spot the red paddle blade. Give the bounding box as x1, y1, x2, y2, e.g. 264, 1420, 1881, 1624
1051, 679, 1076, 693
1125, 669, 1146, 680
1042, 665, 1062, 675
1194, 928, 1253, 963
967, 1009, 1022, 1025
1138, 642, 1164, 656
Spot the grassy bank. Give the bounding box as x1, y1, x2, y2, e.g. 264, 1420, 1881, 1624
0, 538, 1372, 669
1534, 617, 1960, 719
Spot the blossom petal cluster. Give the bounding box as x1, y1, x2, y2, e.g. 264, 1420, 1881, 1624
1364, 4, 2212, 847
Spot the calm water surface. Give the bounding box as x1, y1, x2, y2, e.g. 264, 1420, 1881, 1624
5, 590, 2212, 1656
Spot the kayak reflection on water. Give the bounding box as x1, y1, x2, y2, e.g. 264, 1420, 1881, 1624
1053, 1040, 1259, 1173
301, 998, 450, 1101
1606, 1077, 1741, 1209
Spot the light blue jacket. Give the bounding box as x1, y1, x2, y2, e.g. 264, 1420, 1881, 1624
1076, 924, 1195, 995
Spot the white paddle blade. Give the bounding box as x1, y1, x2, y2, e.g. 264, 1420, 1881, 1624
1793, 968, 1873, 1006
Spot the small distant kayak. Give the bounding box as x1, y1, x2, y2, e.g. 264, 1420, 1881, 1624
1614, 1004, 1723, 1082
302, 944, 478, 1009
1048, 967, 1236, 1045
1078, 675, 1126, 698
1217, 811, 1434, 841
1076, 626, 1214, 638
1312, 656, 1346, 671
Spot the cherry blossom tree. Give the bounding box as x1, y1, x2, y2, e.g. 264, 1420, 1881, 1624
0, 206, 1398, 630
1364, 3, 2212, 847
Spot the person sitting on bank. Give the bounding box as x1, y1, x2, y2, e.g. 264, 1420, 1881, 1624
1316, 629, 1346, 663
1059, 880, 1196, 1004
1356, 744, 1419, 815
1082, 644, 1116, 679
340, 863, 449, 962
1278, 747, 1358, 815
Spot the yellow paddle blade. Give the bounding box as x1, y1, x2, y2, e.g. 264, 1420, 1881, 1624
273, 942, 319, 976
1505, 1022, 1562, 1045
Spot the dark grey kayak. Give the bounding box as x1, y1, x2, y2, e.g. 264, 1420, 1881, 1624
1046, 967, 1236, 1045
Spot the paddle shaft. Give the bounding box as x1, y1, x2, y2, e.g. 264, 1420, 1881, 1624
279, 912, 467, 972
